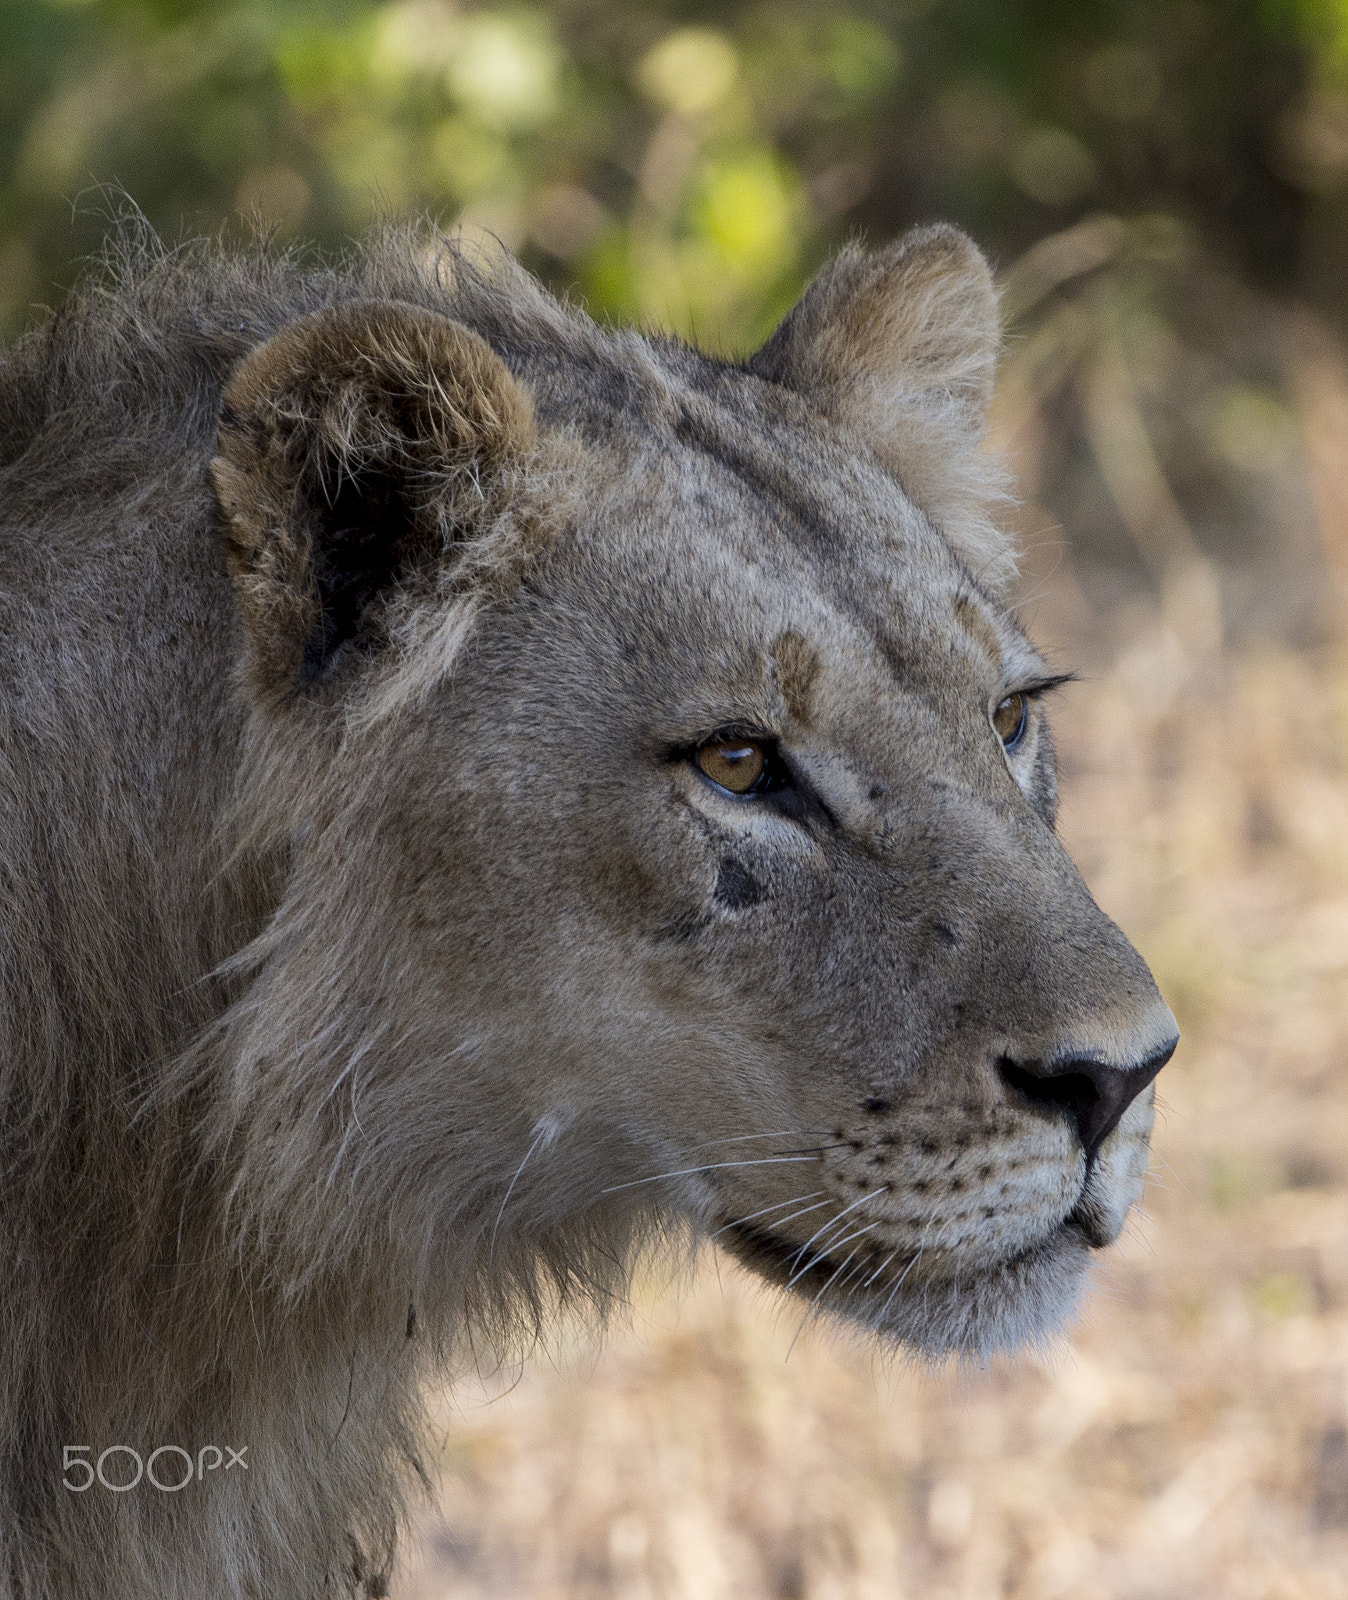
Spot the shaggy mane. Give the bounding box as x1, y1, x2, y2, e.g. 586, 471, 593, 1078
0, 214, 684, 1600
0, 210, 655, 482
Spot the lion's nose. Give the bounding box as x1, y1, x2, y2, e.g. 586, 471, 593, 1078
997, 1039, 1177, 1159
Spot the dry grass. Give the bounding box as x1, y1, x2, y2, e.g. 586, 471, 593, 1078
390, 318, 1348, 1600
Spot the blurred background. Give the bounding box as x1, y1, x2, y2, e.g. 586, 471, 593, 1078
6, 1, 1348, 1595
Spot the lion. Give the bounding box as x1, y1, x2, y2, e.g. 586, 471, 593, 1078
0, 216, 1176, 1599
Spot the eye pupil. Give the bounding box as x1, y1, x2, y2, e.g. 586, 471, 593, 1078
993, 693, 1027, 748
696, 741, 767, 794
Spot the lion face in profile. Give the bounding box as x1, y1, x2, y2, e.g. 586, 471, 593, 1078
209, 223, 1176, 1363
0, 219, 1179, 1600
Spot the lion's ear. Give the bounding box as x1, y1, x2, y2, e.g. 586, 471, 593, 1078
748, 225, 1012, 584
210, 300, 534, 699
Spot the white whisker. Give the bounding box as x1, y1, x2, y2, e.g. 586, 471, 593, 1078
786, 1241, 869, 1359
786, 1185, 889, 1277
875, 1250, 922, 1323
690, 1131, 831, 1149
793, 1218, 881, 1281
835, 1248, 879, 1297
489, 1124, 549, 1264
708, 1191, 826, 1239
767, 1197, 834, 1233
600, 1155, 819, 1196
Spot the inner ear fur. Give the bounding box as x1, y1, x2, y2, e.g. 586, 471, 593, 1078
210, 299, 535, 699
749, 224, 1014, 587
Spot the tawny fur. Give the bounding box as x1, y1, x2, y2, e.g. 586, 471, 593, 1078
0, 216, 1174, 1599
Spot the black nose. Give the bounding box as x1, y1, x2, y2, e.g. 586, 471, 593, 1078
997, 1040, 1177, 1159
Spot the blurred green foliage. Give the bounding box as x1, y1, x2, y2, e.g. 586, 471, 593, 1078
2, 0, 1347, 348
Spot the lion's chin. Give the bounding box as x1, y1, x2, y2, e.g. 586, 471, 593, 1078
718, 1216, 1094, 1359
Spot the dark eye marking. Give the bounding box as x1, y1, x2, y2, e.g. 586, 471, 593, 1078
714, 858, 765, 909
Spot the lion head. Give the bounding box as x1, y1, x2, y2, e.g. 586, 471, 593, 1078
207, 223, 1176, 1363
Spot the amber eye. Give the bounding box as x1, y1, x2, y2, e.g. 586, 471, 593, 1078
696, 740, 767, 794
992, 692, 1028, 749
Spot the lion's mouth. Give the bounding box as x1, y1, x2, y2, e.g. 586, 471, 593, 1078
1063, 1193, 1114, 1248
714, 1192, 1103, 1356
717, 1201, 1100, 1305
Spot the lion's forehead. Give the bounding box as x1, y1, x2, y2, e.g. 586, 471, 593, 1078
556, 400, 1029, 703
550, 358, 921, 558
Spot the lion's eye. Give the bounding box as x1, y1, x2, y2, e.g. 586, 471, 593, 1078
696, 740, 767, 794
993, 693, 1027, 749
